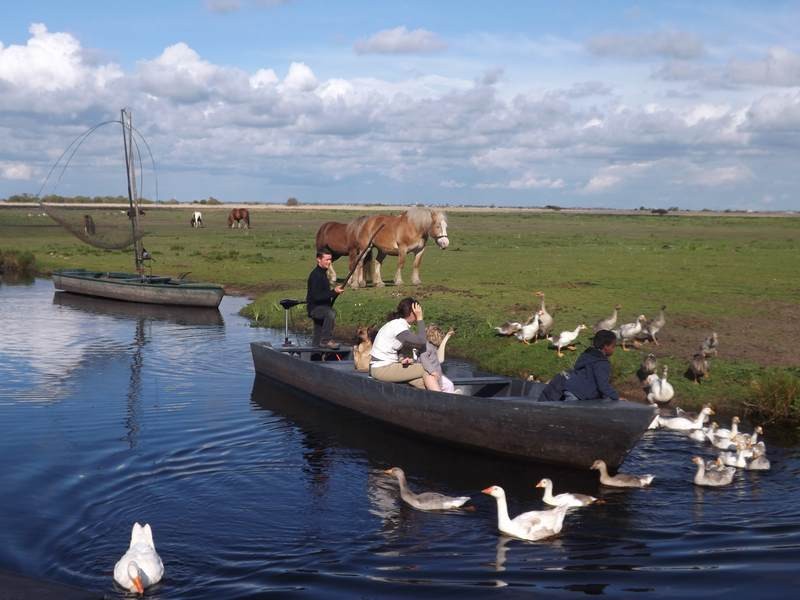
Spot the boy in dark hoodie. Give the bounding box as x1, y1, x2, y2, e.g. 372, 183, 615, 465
540, 329, 619, 401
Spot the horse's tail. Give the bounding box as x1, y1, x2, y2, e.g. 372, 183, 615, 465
244, 209, 250, 227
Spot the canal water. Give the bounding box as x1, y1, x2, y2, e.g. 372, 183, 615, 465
0, 278, 798, 598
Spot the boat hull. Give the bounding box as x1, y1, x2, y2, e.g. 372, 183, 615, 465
52, 269, 224, 308
251, 342, 655, 469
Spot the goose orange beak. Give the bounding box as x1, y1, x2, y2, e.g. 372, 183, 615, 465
132, 575, 144, 594
481, 486, 493, 495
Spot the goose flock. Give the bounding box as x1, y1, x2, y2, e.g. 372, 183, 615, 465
650, 405, 771, 482
491, 293, 726, 408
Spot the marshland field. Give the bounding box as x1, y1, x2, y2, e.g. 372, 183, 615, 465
2, 204, 799, 425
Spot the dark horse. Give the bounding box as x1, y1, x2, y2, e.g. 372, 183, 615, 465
83, 214, 96, 235
314, 215, 371, 287
228, 208, 250, 229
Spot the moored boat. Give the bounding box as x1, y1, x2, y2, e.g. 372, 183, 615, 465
53, 269, 224, 308
250, 341, 655, 469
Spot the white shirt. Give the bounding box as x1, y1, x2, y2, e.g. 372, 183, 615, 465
370, 318, 410, 368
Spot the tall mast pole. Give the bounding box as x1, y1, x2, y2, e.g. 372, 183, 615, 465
121, 108, 143, 275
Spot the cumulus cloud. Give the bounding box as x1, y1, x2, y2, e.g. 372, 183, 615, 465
205, 0, 241, 13
728, 47, 800, 87
581, 162, 655, 194
682, 164, 753, 187
354, 26, 446, 55
0, 162, 33, 180
281, 62, 317, 92
587, 31, 705, 60
1, 22, 799, 209
477, 174, 565, 190
655, 47, 800, 88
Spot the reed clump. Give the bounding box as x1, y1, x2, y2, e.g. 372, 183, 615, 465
0, 249, 37, 275
746, 369, 800, 423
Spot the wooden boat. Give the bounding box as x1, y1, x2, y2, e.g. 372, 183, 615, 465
53, 269, 224, 308
250, 342, 656, 469
44, 109, 225, 308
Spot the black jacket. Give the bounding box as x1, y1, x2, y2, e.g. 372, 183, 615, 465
563, 347, 619, 401
306, 266, 336, 314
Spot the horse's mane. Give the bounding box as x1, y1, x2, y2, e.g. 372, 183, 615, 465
405, 207, 445, 231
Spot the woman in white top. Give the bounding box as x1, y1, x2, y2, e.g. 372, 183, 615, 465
370, 297, 441, 391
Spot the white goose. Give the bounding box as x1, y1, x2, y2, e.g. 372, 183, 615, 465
746, 453, 771, 471
590, 459, 654, 488
534, 291, 554, 338
650, 405, 714, 431
593, 304, 621, 333
482, 485, 568, 541
383, 467, 470, 510
687, 421, 717, 443
515, 312, 542, 345
494, 321, 522, 336
615, 315, 647, 351
719, 446, 749, 468
548, 324, 587, 358
645, 365, 675, 405
692, 456, 735, 486
113, 523, 164, 595
713, 416, 740, 442
732, 425, 763, 446
535, 478, 597, 508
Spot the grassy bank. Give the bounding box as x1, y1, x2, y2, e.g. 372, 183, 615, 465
2, 205, 798, 424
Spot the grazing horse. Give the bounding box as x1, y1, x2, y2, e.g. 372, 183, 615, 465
228, 208, 250, 229
83, 214, 96, 236
351, 207, 449, 287
190, 211, 203, 228
314, 215, 371, 287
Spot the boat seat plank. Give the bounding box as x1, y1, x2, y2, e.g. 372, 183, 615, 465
449, 376, 512, 386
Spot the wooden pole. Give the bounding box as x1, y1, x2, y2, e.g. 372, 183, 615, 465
121, 108, 143, 274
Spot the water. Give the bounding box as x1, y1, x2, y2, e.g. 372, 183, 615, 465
1, 279, 798, 599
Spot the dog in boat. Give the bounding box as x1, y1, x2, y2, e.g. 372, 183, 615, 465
353, 325, 377, 372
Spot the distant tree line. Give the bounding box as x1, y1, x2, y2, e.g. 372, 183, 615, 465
1, 193, 177, 204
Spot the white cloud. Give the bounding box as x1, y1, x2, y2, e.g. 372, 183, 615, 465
1, 22, 799, 210
587, 31, 705, 60
0, 162, 33, 180
205, 0, 241, 13
281, 62, 317, 92
477, 174, 565, 190
581, 162, 655, 194
354, 26, 446, 55
683, 164, 753, 187
583, 173, 622, 193
249, 68, 278, 88
728, 47, 800, 87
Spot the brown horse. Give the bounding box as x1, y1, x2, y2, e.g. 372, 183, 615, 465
315, 216, 372, 287
228, 208, 250, 229
351, 207, 449, 287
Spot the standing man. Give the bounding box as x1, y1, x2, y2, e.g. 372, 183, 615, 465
307, 247, 345, 348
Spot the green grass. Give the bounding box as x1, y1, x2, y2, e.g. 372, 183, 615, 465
2, 206, 799, 422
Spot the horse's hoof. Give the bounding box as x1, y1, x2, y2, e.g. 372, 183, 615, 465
376, 282, 386, 288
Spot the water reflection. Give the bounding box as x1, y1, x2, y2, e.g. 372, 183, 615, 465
52, 292, 224, 326
52, 292, 226, 449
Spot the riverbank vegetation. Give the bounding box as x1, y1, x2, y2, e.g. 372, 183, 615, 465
1, 205, 798, 425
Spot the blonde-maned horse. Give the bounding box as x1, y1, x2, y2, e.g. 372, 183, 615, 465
315, 216, 372, 287
351, 207, 449, 287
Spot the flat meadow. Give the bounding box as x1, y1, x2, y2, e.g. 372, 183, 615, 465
2, 204, 799, 423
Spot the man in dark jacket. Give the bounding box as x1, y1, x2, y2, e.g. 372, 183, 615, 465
306, 248, 344, 348
540, 329, 619, 401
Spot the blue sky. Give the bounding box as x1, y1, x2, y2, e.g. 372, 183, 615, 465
1, 1, 799, 209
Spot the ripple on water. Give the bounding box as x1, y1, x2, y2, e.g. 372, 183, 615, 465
1, 281, 800, 599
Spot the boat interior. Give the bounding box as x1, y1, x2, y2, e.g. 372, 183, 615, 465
275, 344, 540, 398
